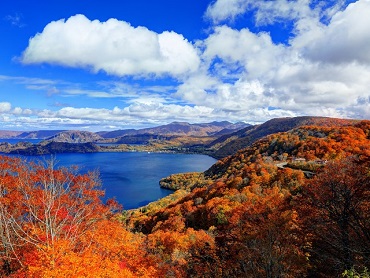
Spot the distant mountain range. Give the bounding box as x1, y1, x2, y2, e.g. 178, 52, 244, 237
0, 117, 362, 158
97, 121, 249, 138
16, 130, 66, 139
0, 121, 250, 143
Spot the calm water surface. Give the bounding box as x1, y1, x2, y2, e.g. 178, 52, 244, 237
17, 152, 216, 209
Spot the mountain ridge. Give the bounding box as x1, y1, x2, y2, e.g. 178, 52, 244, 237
208, 116, 359, 158
98, 121, 250, 139
0, 117, 365, 158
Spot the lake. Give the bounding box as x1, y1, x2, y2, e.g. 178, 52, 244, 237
9, 152, 216, 209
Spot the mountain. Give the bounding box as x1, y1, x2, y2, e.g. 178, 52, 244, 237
145, 121, 249, 136
126, 119, 370, 277
0, 122, 250, 150
45, 130, 103, 143
115, 134, 175, 144
208, 116, 358, 158
0, 130, 65, 139
97, 129, 137, 139
99, 121, 250, 139
1, 118, 361, 158
0, 131, 24, 138
16, 130, 66, 139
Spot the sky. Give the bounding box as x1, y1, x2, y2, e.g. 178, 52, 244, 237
1, 0, 369, 131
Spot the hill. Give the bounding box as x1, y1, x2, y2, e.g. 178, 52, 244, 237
45, 130, 103, 143
1, 117, 370, 277
208, 116, 358, 158
0, 130, 23, 138
99, 121, 249, 139
125, 119, 370, 277
116, 134, 175, 145
0, 122, 250, 153
17, 130, 66, 139
96, 129, 136, 138
0, 130, 65, 139
9, 142, 100, 155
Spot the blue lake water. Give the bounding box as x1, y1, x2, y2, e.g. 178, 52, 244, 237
8, 152, 216, 209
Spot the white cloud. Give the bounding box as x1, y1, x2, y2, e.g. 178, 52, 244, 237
297, 0, 370, 65
190, 0, 370, 122
63, 89, 113, 98
178, 77, 267, 110
0, 102, 11, 113
248, 0, 315, 26
205, 0, 250, 23
4, 13, 25, 28
0, 99, 254, 131
22, 109, 33, 115
349, 96, 370, 119
20, 14, 200, 78
4, 1, 369, 131
202, 26, 286, 78
204, 0, 313, 25
12, 107, 23, 115
204, 0, 347, 26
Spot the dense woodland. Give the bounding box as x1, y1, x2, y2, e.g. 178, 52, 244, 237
1, 118, 370, 277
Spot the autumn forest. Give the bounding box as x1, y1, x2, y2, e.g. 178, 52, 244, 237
1, 117, 370, 277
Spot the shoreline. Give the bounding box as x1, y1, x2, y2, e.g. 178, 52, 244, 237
0, 140, 218, 158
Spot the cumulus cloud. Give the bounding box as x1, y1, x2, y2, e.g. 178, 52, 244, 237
205, 0, 347, 26
0, 100, 216, 131
0, 102, 11, 113
205, 0, 250, 23
297, 0, 370, 65
54, 103, 215, 124
20, 14, 200, 78
46, 102, 295, 129
12, 107, 23, 115
244, 0, 316, 26
349, 96, 370, 119
6, 1, 370, 130
176, 0, 370, 123
202, 26, 286, 78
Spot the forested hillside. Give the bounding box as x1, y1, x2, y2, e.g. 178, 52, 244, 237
1, 118, 369, 277
208, 116, 359, 158
127, 119, 370, 277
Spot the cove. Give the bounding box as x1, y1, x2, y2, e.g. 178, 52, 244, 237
28, 152, 217, 209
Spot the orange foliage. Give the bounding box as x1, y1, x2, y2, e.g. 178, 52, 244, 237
1, 120, 369, 277
297, 156, 370, 276
146, 228, 219, 277
0, 156, 160, 277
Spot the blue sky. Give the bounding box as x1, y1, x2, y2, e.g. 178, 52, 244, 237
1, 0, 369, 131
